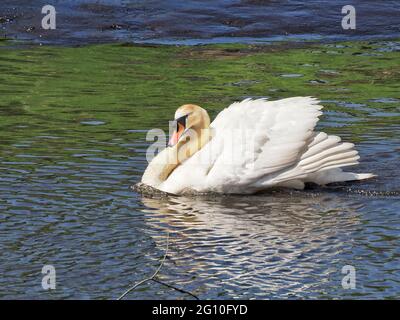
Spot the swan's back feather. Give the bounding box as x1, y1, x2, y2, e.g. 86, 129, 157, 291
205, 97, 323, 192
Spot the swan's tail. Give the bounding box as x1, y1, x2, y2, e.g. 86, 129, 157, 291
273, 132, 376, 187
304, 169, 376, 186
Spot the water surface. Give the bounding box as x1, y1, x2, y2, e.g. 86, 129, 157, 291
1, 0, 400, 45
0, 39, 399, 299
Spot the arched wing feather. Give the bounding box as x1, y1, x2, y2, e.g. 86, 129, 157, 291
204, 97, 323, 192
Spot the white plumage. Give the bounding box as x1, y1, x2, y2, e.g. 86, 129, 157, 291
146, 97, 374, 194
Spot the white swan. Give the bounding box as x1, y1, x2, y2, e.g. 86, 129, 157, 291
141, 97, 375, 194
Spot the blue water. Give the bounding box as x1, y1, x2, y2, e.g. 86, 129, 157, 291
1, 0, 400, 45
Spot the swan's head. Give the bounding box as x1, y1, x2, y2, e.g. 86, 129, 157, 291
168, 104, 210, 147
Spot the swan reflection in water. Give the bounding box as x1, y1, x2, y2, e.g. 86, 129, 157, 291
137, 190, 364, 299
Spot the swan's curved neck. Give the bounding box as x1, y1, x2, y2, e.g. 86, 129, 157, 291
142, 127, 210, 188
141, 145, 179, 187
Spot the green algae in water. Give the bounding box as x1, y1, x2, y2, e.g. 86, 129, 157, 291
0, 40, 399, 155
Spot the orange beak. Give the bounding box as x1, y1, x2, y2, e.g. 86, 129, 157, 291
168, 122, 185, 147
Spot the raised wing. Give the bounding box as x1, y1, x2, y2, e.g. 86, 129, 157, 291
204, 97, 323, 192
